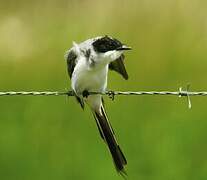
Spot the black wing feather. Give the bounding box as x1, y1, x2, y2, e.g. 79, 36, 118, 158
66, 50, 85, 109
66, 50, 77, 78
109, 54, 128, 80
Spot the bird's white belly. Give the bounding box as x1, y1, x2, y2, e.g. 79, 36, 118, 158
71, 63, 108, 95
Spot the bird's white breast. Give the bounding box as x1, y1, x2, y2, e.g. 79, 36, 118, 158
71, 57, 108, 95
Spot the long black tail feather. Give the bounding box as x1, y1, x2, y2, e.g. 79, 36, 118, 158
93, 106, 127, 174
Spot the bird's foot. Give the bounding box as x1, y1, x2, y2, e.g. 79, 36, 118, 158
82, 90, 90, 98
108, 90, 115, 101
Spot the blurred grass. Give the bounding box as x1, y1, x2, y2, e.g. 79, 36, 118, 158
1, 0, 207, 179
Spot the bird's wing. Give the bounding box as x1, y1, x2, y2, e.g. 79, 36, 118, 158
65, 49, 85, 109
109, 54, 128, 80
65, 49, 77, 78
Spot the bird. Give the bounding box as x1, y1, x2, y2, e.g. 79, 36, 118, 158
65, 35, 131, 175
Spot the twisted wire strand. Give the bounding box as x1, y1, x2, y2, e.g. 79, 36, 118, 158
1, 88, 207, 109
0, 90, 207, 96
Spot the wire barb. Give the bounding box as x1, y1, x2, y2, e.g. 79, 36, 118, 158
186, 84, 192, 109
178, 85, 192, 109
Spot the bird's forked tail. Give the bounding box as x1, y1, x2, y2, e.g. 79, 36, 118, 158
93, 105, 127, 175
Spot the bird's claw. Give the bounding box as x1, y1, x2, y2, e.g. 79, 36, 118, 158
108, 90, 115, 101
82, 90, 90, 98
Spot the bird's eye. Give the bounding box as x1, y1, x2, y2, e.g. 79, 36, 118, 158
92, 36, 122, 53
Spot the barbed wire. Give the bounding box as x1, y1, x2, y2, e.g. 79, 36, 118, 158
1, 86, 207, 109
1, 89, 207, 96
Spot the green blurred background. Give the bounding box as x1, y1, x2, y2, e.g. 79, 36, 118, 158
1, 0, 207, 179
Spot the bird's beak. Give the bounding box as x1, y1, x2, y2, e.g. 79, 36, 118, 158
116, 45, 132, 51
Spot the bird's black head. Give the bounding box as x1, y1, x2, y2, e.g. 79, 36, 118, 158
92, 36, 131, 53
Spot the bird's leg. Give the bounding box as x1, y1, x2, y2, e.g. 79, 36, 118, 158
82, 90, 90, 98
